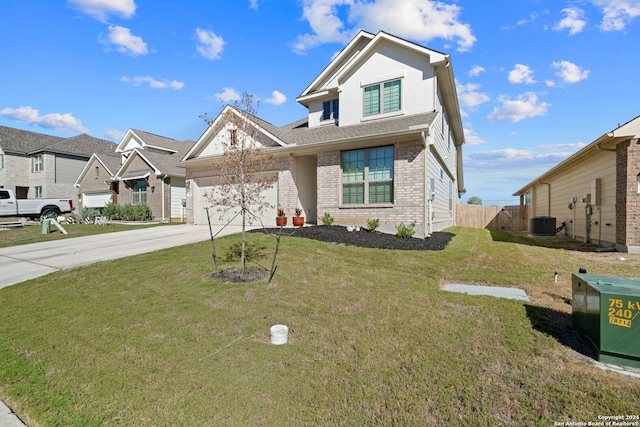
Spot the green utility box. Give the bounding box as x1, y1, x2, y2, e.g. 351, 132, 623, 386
572, 273, 640, 368
41, 219, 50, 234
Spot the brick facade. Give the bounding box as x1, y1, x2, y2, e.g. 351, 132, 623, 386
616, 138, 640, 252
316, 139, 427, 230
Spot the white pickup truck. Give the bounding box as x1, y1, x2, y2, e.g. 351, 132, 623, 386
0, 189, 74, 220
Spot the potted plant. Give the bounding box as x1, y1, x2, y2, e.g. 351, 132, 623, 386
293, 207, 305, 227
276, 207, 287, 227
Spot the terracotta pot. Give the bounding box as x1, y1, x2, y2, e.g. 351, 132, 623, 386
292, 216, 305, 227
276, 216, 287, 227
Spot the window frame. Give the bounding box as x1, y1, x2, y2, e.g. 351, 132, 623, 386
34, 186, 43, 199
132, 180, 148, 205
362, 78, 402, 117
33, 154, 43, 172
322, 99, 339, 122
341, 145, 394, 206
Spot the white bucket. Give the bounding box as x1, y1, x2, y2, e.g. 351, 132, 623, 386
270, 324, 288, 345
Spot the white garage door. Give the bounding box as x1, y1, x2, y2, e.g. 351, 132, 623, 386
83, 192, 112, 209
194, 174, 278, 226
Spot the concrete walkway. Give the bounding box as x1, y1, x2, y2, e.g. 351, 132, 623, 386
0, 223, 248, 426
0, 224, 248, 289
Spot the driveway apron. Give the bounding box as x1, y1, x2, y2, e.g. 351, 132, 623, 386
0, 224, 243, 289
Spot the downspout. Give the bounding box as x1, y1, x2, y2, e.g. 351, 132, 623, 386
422, 130, 432, 237
161, 174, 166, 222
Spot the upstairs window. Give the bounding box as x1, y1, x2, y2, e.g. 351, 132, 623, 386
33, 155, 43, 172
342, 146, 394, 204
322, 99, 339, 121
363, 79, 401, 116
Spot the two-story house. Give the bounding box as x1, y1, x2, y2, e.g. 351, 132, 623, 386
75, 129, 195, 222
181, 31, 465, 236
0, 126, 116, 201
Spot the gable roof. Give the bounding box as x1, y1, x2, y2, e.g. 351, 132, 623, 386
513, 115, 640, 196
295, 30, 464, 146
74, 152, 122, 187
116, 129, 189, 154
183, 105, 287, 160
297, 31, 448, 101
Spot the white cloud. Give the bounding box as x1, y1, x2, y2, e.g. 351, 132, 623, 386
487, 92, 550, 122
554, 7, 587, 35
105, 25, 148, 56
292, 0, 476, 54
215, 87, 241, 103
468, 65, 485, 77
196, 28, 225, 60
264, 90, 287, 106
105, 128, 125, 141
121, 75, 184, 89
292, 0, 353, 54
508, 64, 536, 84
249, 0, 259, 10
552, 60, 590, 83
0, 106, 88, 133
592, 0, 640, 31
463, 123, 486, 146
457, 82, 489, 108
68, 0, 136, 22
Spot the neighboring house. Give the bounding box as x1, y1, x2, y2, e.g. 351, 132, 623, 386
181, 31, 465, 236
0, 125, 116, 202
513, 115, 640, 253
75, 129, 195, 222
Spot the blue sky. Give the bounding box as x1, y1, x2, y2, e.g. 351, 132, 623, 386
2, 0, 640, 205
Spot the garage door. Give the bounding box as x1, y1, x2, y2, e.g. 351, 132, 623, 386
83, 192, 112, 209
194, 174, 277, 226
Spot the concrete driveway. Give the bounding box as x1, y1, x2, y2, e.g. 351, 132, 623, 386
0, 224, 245, 289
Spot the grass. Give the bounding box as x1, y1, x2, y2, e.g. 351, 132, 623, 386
1, 227, 640, 426
0, 222, 170, 248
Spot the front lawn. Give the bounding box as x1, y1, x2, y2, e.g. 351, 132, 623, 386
0, 222, 170, 248
0, 227, 639, 426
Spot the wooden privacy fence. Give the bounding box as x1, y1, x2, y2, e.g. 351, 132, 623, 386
456, 204, 528, 231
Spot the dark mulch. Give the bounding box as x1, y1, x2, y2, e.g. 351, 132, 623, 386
250, 225, 454, 251
210, 267, 269, 283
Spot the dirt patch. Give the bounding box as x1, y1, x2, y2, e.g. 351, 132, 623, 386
210, 267, 268, 283
251, 225, 454, 250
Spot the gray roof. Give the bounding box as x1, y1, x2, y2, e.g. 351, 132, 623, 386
0, 126, 63, 154
96, 153, 122, 176
224, 106, 438, 148
0, 126, 116, 159
276, 112, 438, 145
138, 144, 194, 177
41, 133, 117, 157
130, 129, 191, 153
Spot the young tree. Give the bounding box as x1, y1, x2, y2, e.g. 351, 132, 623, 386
467, 196, 483, 205
201, 93, 277, 274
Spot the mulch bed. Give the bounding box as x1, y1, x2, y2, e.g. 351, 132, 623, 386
250, 225, 454, 251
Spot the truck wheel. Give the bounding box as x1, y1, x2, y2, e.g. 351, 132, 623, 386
41, 208, 59, 220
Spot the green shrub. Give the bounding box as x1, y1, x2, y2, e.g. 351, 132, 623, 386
395, 221, 416, 238
81, 207, 100, 221
102, 203, 153, 221
366, 218, 380, 232
320, 212, 334, 226
102, 202, 120, 220
223, 241, 267, 262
